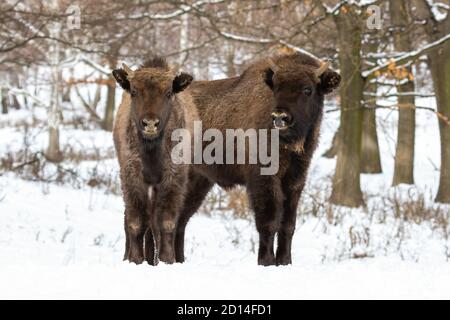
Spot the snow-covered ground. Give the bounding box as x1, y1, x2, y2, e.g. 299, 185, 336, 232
0, 97, 448, 300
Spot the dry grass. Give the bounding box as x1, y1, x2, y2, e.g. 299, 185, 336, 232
0, 129, 120, 195
197, 175, 449, 261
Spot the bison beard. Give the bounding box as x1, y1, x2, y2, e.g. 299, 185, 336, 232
139, 134, 164, 185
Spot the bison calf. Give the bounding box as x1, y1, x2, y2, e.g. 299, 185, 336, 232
112, 57, 196, 264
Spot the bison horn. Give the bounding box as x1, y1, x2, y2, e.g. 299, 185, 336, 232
122, 63, 134, 77
315, 60, 331, 79
267, 58, 279, 73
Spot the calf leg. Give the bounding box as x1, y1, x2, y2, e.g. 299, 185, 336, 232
248, 176, 283, 266
154, 182, 186, 264
124, 204, 146, 264
144, 229, 155, 265
144, 191, 156, 265
175, 175, 212, 263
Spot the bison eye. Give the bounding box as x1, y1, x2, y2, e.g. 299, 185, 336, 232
303, 87, 312, 96
130, 89, 138, 97
166, 90, 173, 98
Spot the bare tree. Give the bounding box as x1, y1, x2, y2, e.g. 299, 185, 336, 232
361, 30, 382, 174
330, 4, 365, 207
414, 0, 450, 203
390, 0, 416, 185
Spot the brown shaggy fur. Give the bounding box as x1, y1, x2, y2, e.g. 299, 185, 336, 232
113, 58, 197, 264
175, 52, 341, 266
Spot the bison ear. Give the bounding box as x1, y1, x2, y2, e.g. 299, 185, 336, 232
318, 69, 341, 95
264, 68, 275, 90
173, 73, 193, 93
112, 69, 130, 92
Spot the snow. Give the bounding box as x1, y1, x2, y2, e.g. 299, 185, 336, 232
0, 174, 448, 299
0, 96, 449, 299
427, 0, 449, 22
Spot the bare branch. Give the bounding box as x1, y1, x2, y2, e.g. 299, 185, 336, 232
363, 33, 450, 79
364, 92, 436, 98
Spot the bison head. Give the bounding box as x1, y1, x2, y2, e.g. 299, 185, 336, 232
112, 63, 193, 143
264, 57, 341, 144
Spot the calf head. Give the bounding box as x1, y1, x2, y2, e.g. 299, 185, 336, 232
264, 58, 341, 144
113, 63, 193, 143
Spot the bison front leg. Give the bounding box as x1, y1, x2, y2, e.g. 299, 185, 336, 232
154, 184, 185, 264
276, 188, 301, 266
248, 176, 283, 266
277, 152, 309, 266
124, 205, 146, 264
123, 215, 130, 261
144, 229, 156, 265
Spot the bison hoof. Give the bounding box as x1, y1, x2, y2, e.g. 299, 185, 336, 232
159, 252, 176, 264
258, 255, 276, 266
126, 255, 145, 265
276, 256, 292, 266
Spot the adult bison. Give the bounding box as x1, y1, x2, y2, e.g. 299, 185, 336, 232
112, 57, 197, 265
175, 52, 341, 266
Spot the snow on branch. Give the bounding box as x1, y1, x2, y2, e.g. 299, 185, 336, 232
323, 1, 348, 15
218, 32, 320, 61
364, 92, 435, 98
125, 0, 225, 20
426, 0, 449, 22
372, 103, 450, 125
326, 102, 450, 125
80, 57, 111, 76
1, 85, 48, 108
323, 0, 380, 15
218, 32, 272, 44
363, 33, 450, 79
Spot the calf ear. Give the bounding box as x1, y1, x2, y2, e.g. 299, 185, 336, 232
112, 69, 130, 92
173, 73, 193, 93
264, 68, 275, 90
318, 69, 341, 95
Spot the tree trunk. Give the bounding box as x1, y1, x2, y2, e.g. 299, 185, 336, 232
179, 12, 189, 66
429, 43, 450, 203
361, 107, 382, 173
11, 74, 21, 110
361, 35, 382, 174
12, 95, 21, 110
390, 0, 416, 186
45, 20, 63, 163
330, 7, 364, 207
225, 44, 237, 77
323, 127, 340, 158
103, 76, 116, 131
62, 84, 71, 103
46, 127, 63, 162
1, 88, 8, 114
413, 0, 450, 203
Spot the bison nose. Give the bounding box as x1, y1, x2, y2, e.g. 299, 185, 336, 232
271, 111, 292, 129
142, 118, 160, 129
141, 118, 160, 136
